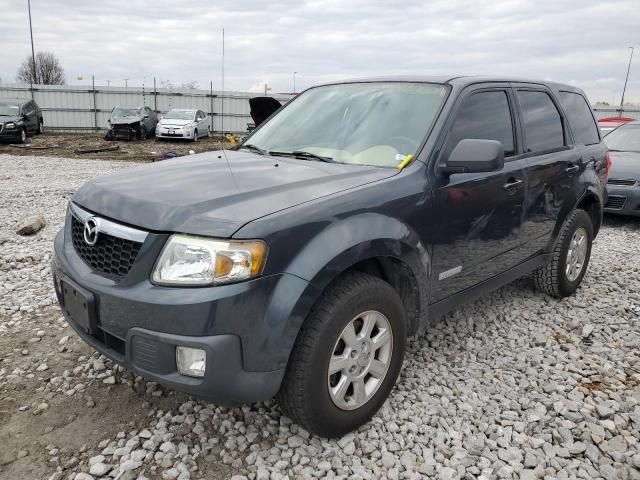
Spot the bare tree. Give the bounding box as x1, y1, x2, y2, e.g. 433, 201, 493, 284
16, 51, 65, 85
181, 80, 199, 90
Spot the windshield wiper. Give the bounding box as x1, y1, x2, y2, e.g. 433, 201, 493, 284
270, 150, 336, 163
238, 143, 268, 156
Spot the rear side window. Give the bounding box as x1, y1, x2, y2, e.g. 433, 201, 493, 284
447, 91, 515, 156
517, 90, 565, 153
558, 91, 600, 145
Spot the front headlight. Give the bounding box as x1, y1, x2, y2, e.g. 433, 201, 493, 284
152, 234, 267, 286
6, 122, 16, 129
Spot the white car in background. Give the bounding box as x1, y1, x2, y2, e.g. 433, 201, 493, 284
155, 109, 210, 141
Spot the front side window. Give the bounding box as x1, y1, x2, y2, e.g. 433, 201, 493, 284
517, 90, 565, 153
559, 91, 599, 145
446, 90, 515, 157
245, 82, 449, 167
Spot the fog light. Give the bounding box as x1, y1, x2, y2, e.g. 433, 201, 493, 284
176, 346, 206, 377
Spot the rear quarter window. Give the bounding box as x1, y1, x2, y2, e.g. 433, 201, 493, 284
558, 91, 600, 145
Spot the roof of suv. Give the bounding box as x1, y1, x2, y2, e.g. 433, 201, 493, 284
319, 75, 581, 92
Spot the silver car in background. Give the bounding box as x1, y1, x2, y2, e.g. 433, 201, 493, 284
155, 109, 210, 141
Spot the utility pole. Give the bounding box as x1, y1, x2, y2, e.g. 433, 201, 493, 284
124, 78, 130, 88
106, 79, 110, 88
293, 71, 297, 94
27, 0, 37, 85
619, 46, 634, 116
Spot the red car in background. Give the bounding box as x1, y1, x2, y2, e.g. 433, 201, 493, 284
598, 116, 636, 134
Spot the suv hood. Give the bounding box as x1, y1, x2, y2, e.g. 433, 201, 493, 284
72, 150, 397, 237
609, 151, 640, 180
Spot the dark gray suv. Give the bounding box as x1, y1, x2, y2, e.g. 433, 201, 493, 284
52, 76, 608, 437
0, 99, 44, 143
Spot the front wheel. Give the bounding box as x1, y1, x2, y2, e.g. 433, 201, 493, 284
19, 128, 27, 144
278, 272, 407, 437
192, 129, 198, 142
533, 209, 593, 297
36, 120, 44, 134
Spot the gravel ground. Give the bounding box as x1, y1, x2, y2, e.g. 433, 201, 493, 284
0, 131, 223, 162
1, 153, 639, 480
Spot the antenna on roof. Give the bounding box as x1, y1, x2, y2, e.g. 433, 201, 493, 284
219, 27, 238, 188
221, 27, 225, 149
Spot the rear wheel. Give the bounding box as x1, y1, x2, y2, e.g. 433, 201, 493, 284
533, 209, 593, 297
278, 272, 407, 437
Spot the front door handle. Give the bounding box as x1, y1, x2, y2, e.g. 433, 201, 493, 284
503, 178, 524, 191
566, 164, 580, 175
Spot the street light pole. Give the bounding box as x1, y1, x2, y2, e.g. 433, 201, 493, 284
293, 71, 297, 93
124, 78, 130, 88
27, 0, 37, 85
619, 46, 634, 116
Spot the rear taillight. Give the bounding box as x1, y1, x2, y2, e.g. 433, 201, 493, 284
605, 151, 612, 178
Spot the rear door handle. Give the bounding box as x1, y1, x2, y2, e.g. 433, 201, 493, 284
503, 178, 524, 191
566, 164, 580, 175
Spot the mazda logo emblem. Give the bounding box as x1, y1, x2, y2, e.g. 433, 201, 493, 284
83, 217, 99, 246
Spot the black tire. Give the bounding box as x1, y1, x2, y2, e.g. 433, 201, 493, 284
193, 129, 198, 142
36, 120, 44, 134
19, 128, 27, 144
533, 209, 593, 298
138, 126, 146, 140
278, 272, 407, 438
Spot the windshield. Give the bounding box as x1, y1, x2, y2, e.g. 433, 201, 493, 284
246, 82, 449, 167
163, 110, 195, 120
605, 124, 640, 152
0, 104, 20, 116
111, 107, 140, 119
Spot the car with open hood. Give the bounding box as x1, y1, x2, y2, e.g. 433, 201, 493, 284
0, 98, 43, 143
604, 120, 640, 216
155, 108, 209, 141
52, 76, 607, 437
106, 106, 158, 140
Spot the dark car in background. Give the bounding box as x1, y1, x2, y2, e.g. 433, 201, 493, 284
106, 106, 158, 140
53, 76, 607, 437
604, 121, 640, 216
0, 99, 44, 143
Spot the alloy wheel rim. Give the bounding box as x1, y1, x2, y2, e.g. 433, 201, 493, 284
566, 227, 588, 282
21, 130, 26, 142
327, 310, 393, 411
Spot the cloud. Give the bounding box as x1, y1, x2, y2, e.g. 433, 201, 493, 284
0, 0, 638, 102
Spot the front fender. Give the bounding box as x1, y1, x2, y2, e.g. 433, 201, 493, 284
281, 213, 430, 341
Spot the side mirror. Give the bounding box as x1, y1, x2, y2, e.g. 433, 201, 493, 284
442, 139, 505, 175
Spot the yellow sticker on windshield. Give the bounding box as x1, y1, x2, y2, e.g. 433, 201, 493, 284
397, 154, 414, 170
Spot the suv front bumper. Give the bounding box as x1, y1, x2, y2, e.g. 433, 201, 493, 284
52, 221, 313, 405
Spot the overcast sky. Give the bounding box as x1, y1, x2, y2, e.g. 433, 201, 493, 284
1, 0, 638, 103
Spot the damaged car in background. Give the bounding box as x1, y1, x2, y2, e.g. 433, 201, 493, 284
105, 106, 158, 140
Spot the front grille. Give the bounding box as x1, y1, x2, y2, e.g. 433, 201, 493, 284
71, 216, 142, 277
608, 178, 637, 186
605, 196, 627, 210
